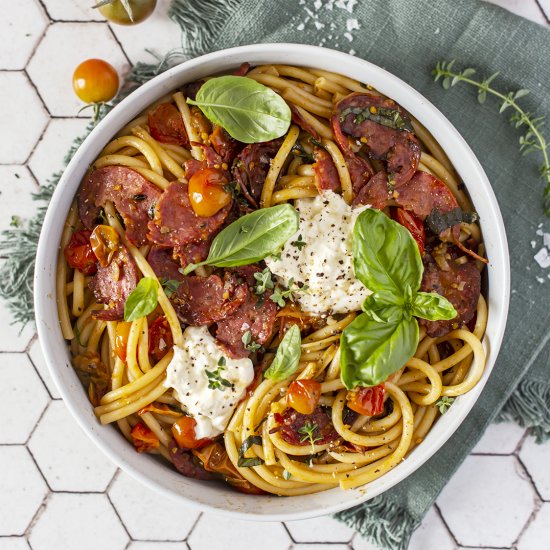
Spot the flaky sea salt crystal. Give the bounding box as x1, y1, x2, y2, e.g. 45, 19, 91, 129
536, 229, 544, 236
346, 18, 360, 31
349, 49, 356, 55
531, 240, 537, 248
335, 0, 357, 13
537, 276, 545, 284
544, 233, 550, 248
344, 32, 353, 41
314, 0, 323, 9
297, 22, 305, 30
534, 247, 550, 268
314, 20, 325, 29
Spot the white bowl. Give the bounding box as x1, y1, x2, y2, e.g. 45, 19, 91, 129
34, 43, 510, 520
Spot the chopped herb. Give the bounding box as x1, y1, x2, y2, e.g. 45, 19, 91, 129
74, 325, 84, 347
254, 267, 274, 295
271, 249, 283, 261
283, 470, 292, 480
98, 208, 108, 224
436, 396, 455, 414
291, 142, 314, 163
132, 193, 147, 201
290, 234, 307, 250
340, 106, 413, 132
242, 330, 261, 352
147, 203, 156, 220
237, 435, 264, 467
298, 421, 322, 452
426, 207, 479, 235
205, 361, 232, 391
270, 278, 309, 307
160, 278, 182, 298
10, 215, 22, 227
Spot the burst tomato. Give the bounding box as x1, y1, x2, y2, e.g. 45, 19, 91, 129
287, 379, 322, 415
89, 224, 119, 267
114, 321, 132, 361
148, 316, 173, 363
130, 421, 160, 453
188, 167, 231, 217
172, 416, 210, 450
73, 59, 119, 104
394, 208, 425, 255
64, 230, 97, 275
347, 384, 385, 417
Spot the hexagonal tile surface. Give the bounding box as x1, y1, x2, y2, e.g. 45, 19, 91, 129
0, 72, 48, 163
517, 502, 550, 550
128, 543, 189, 550
286, 516, 354, 543
0, 354, 49, 444
0, 0, 48, 70
188, 514, 290, 550
292, 545, 350, 550
29, 493, 128, 550
519, 435, 550, 500
0, 446, 47, 536
109, 471, 199, 540
0, 166, 38, 233
472, 421, 526, 455
408, 507, 455, 550
437, 455, 535, 547
29, 401, 117, 491
27, 22, 130, 117
28, 337, 61, 399
41, 0, 103, 21
28, 117, 90, 186
109, 0, 182, 65
0, 538, 31, 550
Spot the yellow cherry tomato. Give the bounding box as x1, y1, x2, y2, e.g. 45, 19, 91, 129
72, 59, 119, 104
98, 0, 157, 25
188, 167, 232, 217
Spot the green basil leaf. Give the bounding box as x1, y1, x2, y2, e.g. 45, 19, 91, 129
340, 313, 419, 389
362, 295, 404, 324
264, 325, 301, 381
353, 209, 422, 296
124, 277, 159, 322
183, 204, 299, 275
187, 76, 291, 144
412, 291, 457, 321
237, 435, 264, 468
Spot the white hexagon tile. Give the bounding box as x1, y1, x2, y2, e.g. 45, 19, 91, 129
1, 1, 549, 549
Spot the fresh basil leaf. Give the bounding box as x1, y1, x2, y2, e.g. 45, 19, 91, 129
183, 204, 299, 275
412, 291, 457, 321
353, 209, 422, 295
264, 325, 301, 381
187, 75, 291, 144
362, 296, 404, 324
425, 206, 479, 235
237, 435, 264, 468
124, 277, 159, 322
340, 313, 419, 389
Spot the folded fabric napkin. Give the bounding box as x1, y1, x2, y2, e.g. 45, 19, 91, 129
1, 0, 549, 548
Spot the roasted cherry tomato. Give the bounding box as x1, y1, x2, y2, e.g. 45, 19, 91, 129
114, 321, 132, 362
90, 224, 120, 267
130, 421, 160, 453
73, 59, 119, 104
394, 208, 425, 256
347, 384, 385, 417
188, 167, 231, 217
98, 0, 157, 25
287, 379, 322, 415
172, 416, 210, 450
64, 230, 97, 275
148, 316, 173, 363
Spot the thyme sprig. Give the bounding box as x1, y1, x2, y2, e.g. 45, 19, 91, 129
433, 61, 550, 214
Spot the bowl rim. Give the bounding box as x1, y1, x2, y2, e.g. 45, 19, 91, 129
34, 42, 510, 521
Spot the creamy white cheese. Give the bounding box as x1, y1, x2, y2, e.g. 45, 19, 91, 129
164, 326, 254, 439
265, 191, 371, 315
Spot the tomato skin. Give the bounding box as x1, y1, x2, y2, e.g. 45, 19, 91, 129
64, 230, 97, 275
188, 167, 231, 217
347, 384, 385, 417
73, 59, 119, 104
89, 224, 120, 267
98, 0, 157, 25
148, 316, 173, 363
394, 208, 425, 256
172, 416, 210, 450
115, 321, 132, 362
287, 379, 322, 415
130, 421, 160, 453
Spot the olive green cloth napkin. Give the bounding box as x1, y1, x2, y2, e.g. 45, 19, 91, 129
168, 0, 550, 547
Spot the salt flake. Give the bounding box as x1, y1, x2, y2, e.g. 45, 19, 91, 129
344, 32, 353, 41
297, 22, 305, 30
537, 276, 545, 284
346, 18, 360, 31
534, 247, 550, 268
544, 233, 550, 248
531, 240, 537, 248
536, 229, 544, 236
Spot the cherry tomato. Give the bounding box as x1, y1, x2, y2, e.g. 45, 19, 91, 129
287, 379, 322, 415
73, 59, 119, 104
394, 208, 425, 256
98, 0, 157, 25
148, 103, 188, 146
114, 321, 132, 362
64, 230, 97, 275
188, 167, 231, 217
347, 384, 385, 417
172, 416, 210, 450
90, 224, 120, 267
148, 316, 173, 363
130, 421, 160, 453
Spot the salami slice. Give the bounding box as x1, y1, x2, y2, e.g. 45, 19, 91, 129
420, 251, 481, 337
78, 166, 162, 246
147, 181, 231, 248
173, 239, 211, 269
172, 273, 248, 326
148, 103, 189, 147
168, 439, 214, 480
277, 407, 339, 446
209, 125, 243, 165
313, 147, 340, 193
147, 246, 184, 282
352, 170, 392, 209
89, 244, 138, 321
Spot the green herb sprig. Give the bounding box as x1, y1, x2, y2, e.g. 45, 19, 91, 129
254, 268, 274, 295
433, 60, 550, 214
237, 435, 264, 467
205, 357, 233, 391
270, 278, 308, 307
436, 396, 455, 414
298, 421, 322, 453
242, 330, 261, 353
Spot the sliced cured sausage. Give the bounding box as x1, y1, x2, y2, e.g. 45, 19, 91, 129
147, 246, 184, 282
78, 166, 162, 246
209, 125, 243, 165
352, 170, 393, 209
173, 239, 211, 269
276, 406, 339, 446
147, 181, 231, 247
172, 273, 247, 326
168, 439, 214, 480
148, 103, 189, 147
89, 244, 138, 321
313, 147, 340, 192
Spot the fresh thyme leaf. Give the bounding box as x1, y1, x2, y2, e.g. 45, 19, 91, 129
291, 234, 307, 250
298, 421, 322, 452
205, 361, 233, 391
436, 396, 455, 414
10, 215, 22, 228
242, 330, 261, 352
159, 278, 182, 299
253, 268, 274, 295
270, 278, 308, 307
237, 435, 264, 467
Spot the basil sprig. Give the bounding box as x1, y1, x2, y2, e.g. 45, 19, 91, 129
340, 210, 457, 389
124, 277, 159, 322
183, 204, 299, 275
187, 76, 291, 143
264, 325, 301, 381
237, 435, 264, 468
